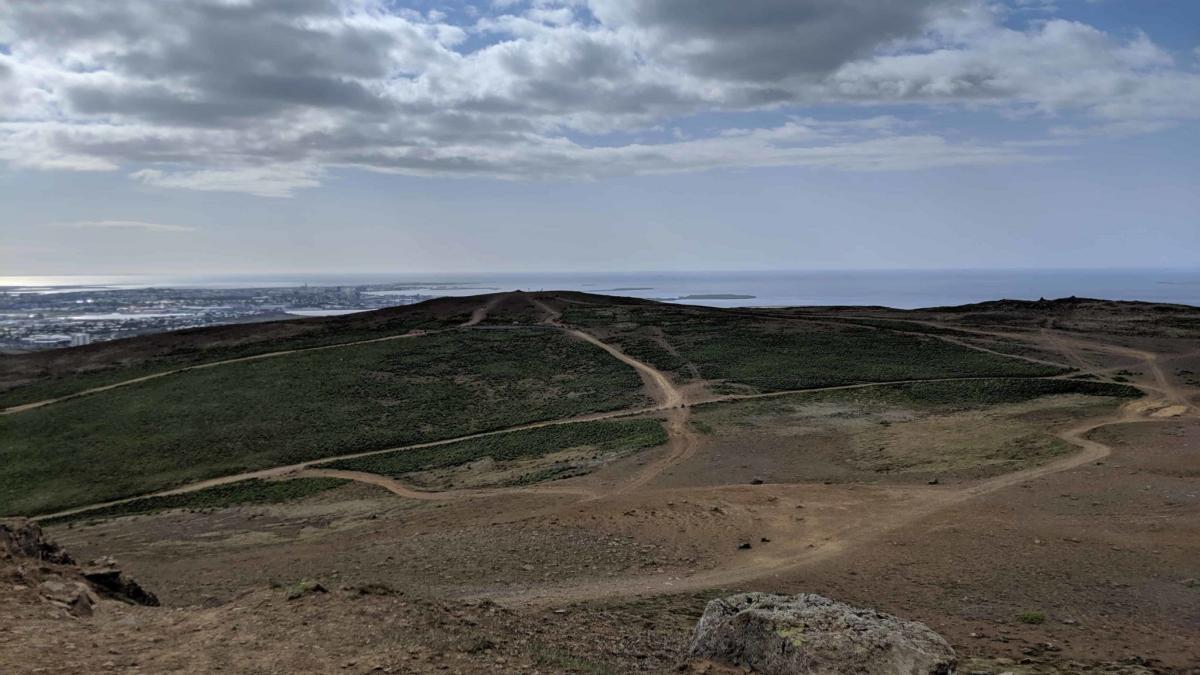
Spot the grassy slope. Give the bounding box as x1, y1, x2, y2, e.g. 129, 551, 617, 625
322, 418, 668, 477
695, 379, 1138, 416
692, 379, 1138, 480
1, 328, 647, 515
561, 304, 1065, 392
0, 311, 466, 409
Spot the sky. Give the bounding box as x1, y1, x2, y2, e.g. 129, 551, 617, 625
1, 0, 1198, 275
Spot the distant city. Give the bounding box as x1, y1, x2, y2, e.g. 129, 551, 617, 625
0, 283, 473, 352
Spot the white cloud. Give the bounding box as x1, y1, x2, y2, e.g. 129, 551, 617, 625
131, 166, 323, 198
50, 220, 197, 232
0, 0, 1196, 195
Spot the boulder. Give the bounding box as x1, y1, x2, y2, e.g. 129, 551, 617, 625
39, 579, 96, 618
82, 564, 160, 606
0, 518, 74, 564
688, 593, 956, 675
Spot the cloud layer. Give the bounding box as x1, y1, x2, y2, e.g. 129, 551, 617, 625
51, 220, 195, 233
1, 0, 1197, 195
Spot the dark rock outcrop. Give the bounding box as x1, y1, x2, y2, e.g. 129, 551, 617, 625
688, 593, 956, 675
1, 518, 158, 610
82, 561, 160, 606
1, 518, 75, 564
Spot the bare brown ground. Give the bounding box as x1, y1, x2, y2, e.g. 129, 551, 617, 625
8, 295, 1200, 673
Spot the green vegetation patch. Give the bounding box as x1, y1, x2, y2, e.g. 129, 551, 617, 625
322, 418, 667, 477
692, 378, 1136, 482
835, 378, 1138, 408
561, 304, 1066, 393
2, 329, 648, 516
0, 312, 466, 409
1017, 611, 1047, 625
695, 378, 1138, 420
43, 477, 346, 526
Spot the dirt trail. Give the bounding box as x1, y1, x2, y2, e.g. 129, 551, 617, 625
461, 295, 504, 327
297, 468, 595, 501
276, 305, 700, 506
31, 402, 664, 522
532, 297, 682, 410
531, 297, 697, 492
481, 332, 1196, 608
801, 314, 1072, 370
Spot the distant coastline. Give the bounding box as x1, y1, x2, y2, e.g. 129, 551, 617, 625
2, 269, 1198, 310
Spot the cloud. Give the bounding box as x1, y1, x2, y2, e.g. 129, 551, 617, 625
0, 0, 1197, 195
585, 0, 952, 82
131, 166, 323, 198
50, 220, 196, 232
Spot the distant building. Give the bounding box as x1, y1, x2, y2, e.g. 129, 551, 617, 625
70, 333, 91, 347
24, 334, 72, 347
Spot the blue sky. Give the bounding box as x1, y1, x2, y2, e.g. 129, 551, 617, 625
1, 0, 1198, 274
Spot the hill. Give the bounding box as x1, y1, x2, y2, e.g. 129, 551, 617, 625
1, 291, 1197, 671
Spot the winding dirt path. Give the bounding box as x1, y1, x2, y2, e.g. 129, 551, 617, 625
295, 468, 594, 501
483, 347, 1193, 608
531, 297, 697, 493
778, 312, 1074, 371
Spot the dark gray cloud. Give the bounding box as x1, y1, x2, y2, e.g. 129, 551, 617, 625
3, 0, 399, 125
589, 0, 951, 82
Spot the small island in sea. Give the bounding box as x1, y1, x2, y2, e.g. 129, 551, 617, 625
675, 293, 757, 300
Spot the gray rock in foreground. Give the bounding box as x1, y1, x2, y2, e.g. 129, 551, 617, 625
688, 592, 956, 675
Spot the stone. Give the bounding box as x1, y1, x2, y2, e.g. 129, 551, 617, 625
688, 593, 956, 675
0, 519, 74, 564
82, 565, 160, 606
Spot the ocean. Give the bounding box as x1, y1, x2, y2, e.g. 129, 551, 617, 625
2, 269, 1199, 310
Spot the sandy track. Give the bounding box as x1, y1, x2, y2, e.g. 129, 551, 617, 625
531, 296, 698, 494
791, 313, 1073, 371
297, 468, 595, 501
461, 295, 504, 327
469, 328, 1196, 607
